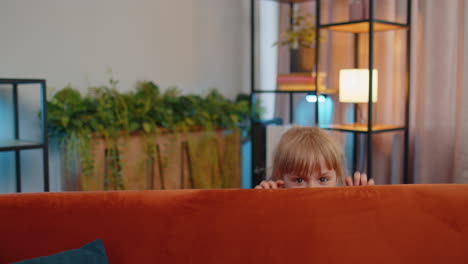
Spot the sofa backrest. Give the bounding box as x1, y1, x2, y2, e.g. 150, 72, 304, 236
1, 184, 468, 263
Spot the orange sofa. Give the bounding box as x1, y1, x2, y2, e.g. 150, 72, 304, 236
1, 184, 468, 263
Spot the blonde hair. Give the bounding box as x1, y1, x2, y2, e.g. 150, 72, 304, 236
271, 126, 345, 183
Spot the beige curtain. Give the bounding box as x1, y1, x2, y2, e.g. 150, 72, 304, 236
275, 0, 468, 184
411, 0, 468, 183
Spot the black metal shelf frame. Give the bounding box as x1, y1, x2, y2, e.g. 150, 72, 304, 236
0, 78, 49, 192
320, 19, 408, 32
250, 0, 412, 186
0, 141, 44, 151
321, 126, 405, 134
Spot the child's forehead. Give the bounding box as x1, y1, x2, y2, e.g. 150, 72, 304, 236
284, 168, 336, 179
298, 157, 330, 169
286, 166, 336, 176
278, 148, 339, 173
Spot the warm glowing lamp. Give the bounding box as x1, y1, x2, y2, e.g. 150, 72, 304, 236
339, 69, 378, 123
339, 69, 378, 103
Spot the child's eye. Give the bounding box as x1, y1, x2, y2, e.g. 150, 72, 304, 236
295, 178, 305, 183
319, 177, 328, 182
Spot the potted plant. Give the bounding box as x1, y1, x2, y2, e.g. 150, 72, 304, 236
275, 14, 320, 73
47, 79, 261, 191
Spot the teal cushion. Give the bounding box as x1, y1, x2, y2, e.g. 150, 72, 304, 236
12, 239, 108, 264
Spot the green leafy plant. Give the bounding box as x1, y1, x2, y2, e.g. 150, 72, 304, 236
47, 79, 260, 190
274, 14, 321, 49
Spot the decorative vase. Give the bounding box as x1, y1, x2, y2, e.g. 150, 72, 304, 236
290, 47, 315, 73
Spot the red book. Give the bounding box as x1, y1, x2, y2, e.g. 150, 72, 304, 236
276, 74, 316, 84
276, 73, 328, 92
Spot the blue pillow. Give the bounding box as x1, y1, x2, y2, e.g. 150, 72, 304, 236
12, 239, 108, 264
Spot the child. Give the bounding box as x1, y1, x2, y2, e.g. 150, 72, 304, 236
255, 126, 375, 189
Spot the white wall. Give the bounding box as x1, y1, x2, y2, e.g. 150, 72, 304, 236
0, 0, 249, 97
0, 0, 250, 192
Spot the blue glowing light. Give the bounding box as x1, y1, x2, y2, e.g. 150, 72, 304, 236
305, 94, 317, 103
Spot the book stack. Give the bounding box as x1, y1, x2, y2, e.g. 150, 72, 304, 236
276, 72, 329, 92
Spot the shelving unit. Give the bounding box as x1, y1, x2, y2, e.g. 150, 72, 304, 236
250, 0, 412, 186
0, 79, 49, 192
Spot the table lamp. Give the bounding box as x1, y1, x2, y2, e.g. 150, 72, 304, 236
339, 69, 378, 124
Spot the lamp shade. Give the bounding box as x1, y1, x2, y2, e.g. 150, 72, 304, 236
339, 69, 378, 103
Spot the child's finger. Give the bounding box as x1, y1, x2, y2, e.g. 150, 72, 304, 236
277, 180, 285, 188
260, 181, 271, 189
368, 178, 375, 185
354, 171, 360, 186
345, 176, 353, 186
360, 173, 368, 185
268, 180, 278, 189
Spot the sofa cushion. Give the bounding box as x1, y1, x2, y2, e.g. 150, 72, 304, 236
12, 239, 107, 264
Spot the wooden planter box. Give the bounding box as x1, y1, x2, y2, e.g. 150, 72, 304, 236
61, 129, 241, 191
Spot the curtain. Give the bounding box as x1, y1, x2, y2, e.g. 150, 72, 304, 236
411, 0, 468, 183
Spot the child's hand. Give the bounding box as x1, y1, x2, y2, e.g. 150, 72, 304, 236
345, 172, 375, 186
254, 180, 285, 189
